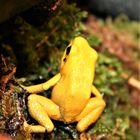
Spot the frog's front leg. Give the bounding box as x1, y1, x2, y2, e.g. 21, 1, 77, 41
24, 94, 61, 133
23, 73, 61, 93
76, 97, 106, 132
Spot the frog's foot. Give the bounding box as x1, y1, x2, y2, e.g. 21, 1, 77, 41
23, 121, 46, 133
76, 97, 106, 132
25, 94, 61, 133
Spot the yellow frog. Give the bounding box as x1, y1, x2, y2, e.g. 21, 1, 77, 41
23, 36, 106, 133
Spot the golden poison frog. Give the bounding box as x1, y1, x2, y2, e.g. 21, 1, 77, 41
23, 36, 106, 133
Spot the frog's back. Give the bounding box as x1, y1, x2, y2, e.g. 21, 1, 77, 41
51, 37, 98, 122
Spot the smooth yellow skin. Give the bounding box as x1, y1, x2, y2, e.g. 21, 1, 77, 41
23, 36, 106, 133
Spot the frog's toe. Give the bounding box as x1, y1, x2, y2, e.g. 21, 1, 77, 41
23, 121, 46, 133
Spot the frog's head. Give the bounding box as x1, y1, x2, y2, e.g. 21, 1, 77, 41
60, 36, 98, 69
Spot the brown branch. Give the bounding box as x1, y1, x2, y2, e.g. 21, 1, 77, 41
0, 67, 16, 90
51, 0, 63, 11
128, 76, 140, 91
36, 26, 59, 48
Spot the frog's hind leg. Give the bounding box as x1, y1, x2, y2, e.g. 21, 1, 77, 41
24, 94, 61, 133
76, 97, 106, 132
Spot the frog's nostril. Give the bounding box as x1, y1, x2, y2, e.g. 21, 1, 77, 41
63, 58, 66, 62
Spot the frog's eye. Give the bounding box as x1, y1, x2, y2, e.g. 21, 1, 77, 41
63, 46, 71, 63
66, 46, 71, 55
